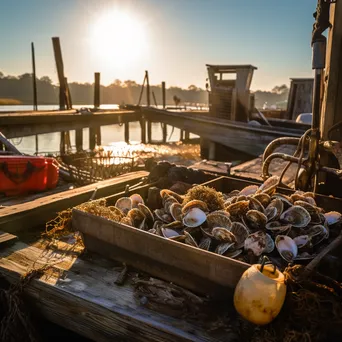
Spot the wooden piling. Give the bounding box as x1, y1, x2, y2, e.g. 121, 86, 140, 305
60, 131, 66, 155
89, 128, 96, 150
152, 91, 158, 107
180, 130, 184, 141
31, 42, 38, 111
184, 131, 190, 142
124, 123, 130, 143
147, 121, 152, 143
35, 134, 38, 154
52, 37, 68, 110
65, 77, 73, 109
95, 126, 101, 146
162, 124, 167, 143
75, 129, 83, 152
94, 72, 100, 109
162, 81, 166, 109
140, 118, 146, 144
145, 70, 150, 106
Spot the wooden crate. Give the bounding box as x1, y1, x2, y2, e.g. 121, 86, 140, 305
72, 176, 342, 297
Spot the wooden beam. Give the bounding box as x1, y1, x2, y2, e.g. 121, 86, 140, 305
89, 127, 96, 150
162, 81, 166, 109
0, 171, 148, 233
94, 72, 100, 109
31, 42, 38, 111
145, 70, 150, 106
0, 231, 17, 249
124, 122, 129, 143
320, 2, 342, 141
140, 118, 146, 143
75, 129, 83, 152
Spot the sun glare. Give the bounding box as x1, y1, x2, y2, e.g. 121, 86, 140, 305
89, 10, 148, 68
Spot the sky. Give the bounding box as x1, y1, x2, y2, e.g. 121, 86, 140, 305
0, 0, 318, 90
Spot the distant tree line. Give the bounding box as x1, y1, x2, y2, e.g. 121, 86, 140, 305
0, 71, 289, 108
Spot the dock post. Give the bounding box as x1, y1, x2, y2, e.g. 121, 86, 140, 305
35, 134, 38, 154
147, 121, 152, 143
52, 37, 68, 110
180, 129, 184, 141
60, 131, 66, 155
140, 118, 146, 144
65, 77, 72, 109
124, 123, 130, 143
75, 129, 83, 152
184, 131, 190, 142
94, 72, 100, 109
96, 126, 101, 146
31, 42, 38, 111
162, 123, 167, 143
208, 141, 216, 160
89, 127, 96, 150
162, 81, 166, 109
145, 70, 150, 106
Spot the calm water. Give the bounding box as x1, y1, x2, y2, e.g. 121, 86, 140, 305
2, 104, 200, 164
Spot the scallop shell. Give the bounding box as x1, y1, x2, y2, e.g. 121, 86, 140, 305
257, 176, 279, 195
170, 202, 183, 221
182, 208, 207, 227
215, 242, 235, 255
115, 197, 132, 215
252, 193, 271, 207
130, 194, 144, 208
212, 227, 236, 243
239, 185, 259, 196
230, 222, 249, 249
206, 212, 232, 229
184, 231, 198, 247
264, 234, 275, 253
324, 211, 342, 226
244, 231, 267, 256
138, 203, 154, 222
182, 200, 208, 214
280, 206, 311, 228
198, 236, 212, 250
245, 210, 267, 231
226, 200, 250, 216
154, 208, 173, 223
275, 235, 298, 262
293, 235, 311, 249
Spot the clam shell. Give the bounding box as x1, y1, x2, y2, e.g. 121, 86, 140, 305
206, 212, 232, 229
169, 234, 186, 242
257, 176, 279, 195
160, 189, 183, 203
307, 224, 326, 237
239, 185, 259, 197
252, 193, 271, 207
115, 197, 132, 215
184, 231, 198, 247
164, 197, 178, 214
290, 193, 316, 206
295, 252, 315, 261
182, 208, 207, 227
120, 216, 133, 226
182, 200, 208, 214
163, 221, 183, 229
129, 194, 144, 208
265, 206, 278, 222
198, 236, 212, 250
271, 193, 293, 208
244, 231, 267, 256
293, 200, 322, 215
215, 242, 235, 255
324, 211, 342, 226
138, 203, 154, 222
245, 210, 267, 231
266, 221, 291, 234
162, 227, 182, 238
266, 198, 284, 221
265, 234, 275, 253
226, 190, 240, 198
201, 227, 213, 238
212, 227, 236, 243
230, 222, 249, 249
127, 208, 145, 228
293, 235, 311, 248
154, 208, 173, 223
275, 235, 298, 262
226, 200, 250, 216
170, 202, 183, 221
248, 196, 265, 213
224, 248, 243, 259
107, 206, 125, 218
280, 205, 311, 228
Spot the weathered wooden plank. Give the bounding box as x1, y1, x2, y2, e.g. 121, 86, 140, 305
0, 240, 225, 342
0, 171, 148, 233
0, 231, 17, 248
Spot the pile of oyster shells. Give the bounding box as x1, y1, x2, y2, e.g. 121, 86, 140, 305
112, 176, 342, 265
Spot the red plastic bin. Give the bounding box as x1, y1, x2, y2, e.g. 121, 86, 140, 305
0, 156, 59, 196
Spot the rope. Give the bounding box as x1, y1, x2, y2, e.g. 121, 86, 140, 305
312, 0, 333, 45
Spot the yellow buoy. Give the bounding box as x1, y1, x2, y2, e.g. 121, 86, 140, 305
233, 261, 287, 325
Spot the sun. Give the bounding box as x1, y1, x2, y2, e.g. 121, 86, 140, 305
89, 10, 148, 68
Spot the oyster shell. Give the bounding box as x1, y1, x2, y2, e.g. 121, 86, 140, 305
280, 205, 311, 228
324, 211, 342, 226
212, 227, 236, 243
115, 197, 132, 215
169, 202, 183, 221
182, 200, 208, 214
239, 185, 259, 197
230, 222, 249, 249
206, 212, 232, 229
244, 231, 266, 256
130, 194, 144, 208
245, 210, 267, 231
215, 242, 235, 255
275, 235, 298, 262
182, 208, 207, 227
264, 234, 275, 253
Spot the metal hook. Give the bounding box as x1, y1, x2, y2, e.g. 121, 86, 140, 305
260, 255, 277, 274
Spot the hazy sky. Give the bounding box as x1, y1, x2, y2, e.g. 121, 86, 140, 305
0, 0, 317, 90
